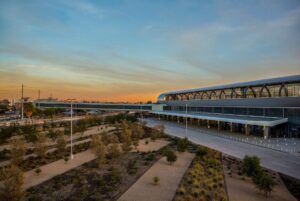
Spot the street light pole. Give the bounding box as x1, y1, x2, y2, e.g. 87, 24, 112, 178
70, 102, 74, 160
185, 103, 188, 139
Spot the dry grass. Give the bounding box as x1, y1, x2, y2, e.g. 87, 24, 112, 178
174, 146, 228, 201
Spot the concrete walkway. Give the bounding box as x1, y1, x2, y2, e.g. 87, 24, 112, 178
118, 152, 195, 201
23, 149, 95, 190
145, 119, 300, 180
135, 138, 170, 152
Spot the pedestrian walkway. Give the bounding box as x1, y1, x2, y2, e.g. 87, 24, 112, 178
135, 138, 170, 152
23, 149, 96, 190
118, 152, 195, 201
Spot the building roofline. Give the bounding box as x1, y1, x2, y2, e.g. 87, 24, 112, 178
160, 74, 300, 96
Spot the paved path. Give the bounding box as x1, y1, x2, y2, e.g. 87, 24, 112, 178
145, 119, 300, 180
135, 138, 170, 152
118, 152, 194, 201
23, 149, 96, 190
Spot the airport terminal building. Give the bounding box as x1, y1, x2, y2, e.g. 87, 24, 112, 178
156, 75, 300, 139
35, 75, 300, 139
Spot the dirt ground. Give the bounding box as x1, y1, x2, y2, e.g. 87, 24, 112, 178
23, 138, 169, 190
118, 152, 195, 201
25, 151, 162, 201
23, 149, 96, 190
223, 156, 297, 201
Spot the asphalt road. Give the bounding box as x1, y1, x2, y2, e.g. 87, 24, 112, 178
145, 118, 300, 180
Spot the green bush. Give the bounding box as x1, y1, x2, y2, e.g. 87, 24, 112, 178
196, 147, 208, 158
243, 155, 261, 177
253, 172, 276, 196
177, 138, 189, 152
164, 149, 177, 165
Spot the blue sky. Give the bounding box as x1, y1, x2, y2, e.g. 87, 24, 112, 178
0, 0, 300, 101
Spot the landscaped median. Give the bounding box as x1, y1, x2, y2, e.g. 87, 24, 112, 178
173, 144, 228, 201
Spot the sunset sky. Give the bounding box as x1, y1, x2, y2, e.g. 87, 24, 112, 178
0, 0, 300, 102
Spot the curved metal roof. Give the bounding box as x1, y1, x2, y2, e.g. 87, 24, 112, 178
160, 74, 300, 95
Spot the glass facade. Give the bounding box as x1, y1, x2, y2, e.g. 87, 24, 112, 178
164, 82, 300, 101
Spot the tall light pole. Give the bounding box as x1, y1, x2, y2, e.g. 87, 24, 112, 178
21, 84, 24, 120
70, 101, 74, 160
70, 100, 74, 160
185, 103, 188, 139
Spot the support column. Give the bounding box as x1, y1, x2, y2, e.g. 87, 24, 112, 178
198, 119, 200, 126
177, 116, 180, 123
230, 122, 234, 132
218, 121, 221, 131
245, 124, 250, 135
207, 120, 210, 129
263, 126, 270, 139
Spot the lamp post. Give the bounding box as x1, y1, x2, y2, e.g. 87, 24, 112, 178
185, 103, 188, 139
68, 99, 76, 160
70, 101, 74, 160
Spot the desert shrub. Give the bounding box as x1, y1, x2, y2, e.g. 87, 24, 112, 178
106, 143, 121, 159
196, 147, 208, 158
164, 149, 177, 165
35, 167, 41, 175
127, 159, 138, 175
243, 155, 261, 177
91, 135, 106, 167
153, 176, 160, 185
177, 138, 189, 152
10, 137, 27, 166
0, 165, 24, 201
253, 172, 276, 196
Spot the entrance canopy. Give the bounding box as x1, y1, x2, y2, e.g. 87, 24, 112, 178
150, 111, 288, 127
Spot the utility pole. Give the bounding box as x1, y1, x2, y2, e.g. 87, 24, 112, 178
21, 84, 24, 120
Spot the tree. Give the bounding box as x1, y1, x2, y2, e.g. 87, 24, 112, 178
131, 123, 145, 149
75, 120, 87, 136
253, 172, 276, 196
91, 135, 106, 167
120, 120, 133, 152
151, 124, 164, 141
47, 128, 58, 141
34, 133, 48, 160
24, 102, 34, 118
243, 155, 261, 177
10, 137, 27, 166
177, 138, 189, 152
164, 149, 177, 165
0, 165, 24, 201
56, 132, 67, 157
107, 142, 121, 159
101, 131, 111, 145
